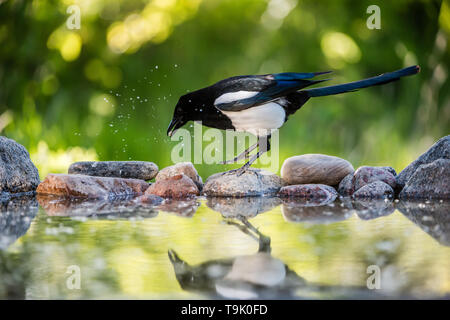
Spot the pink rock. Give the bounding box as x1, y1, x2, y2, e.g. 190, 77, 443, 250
156, 162, 203, 189
145, 174, 199, 199
352, 166, 396, 191
36, 174, 149, 199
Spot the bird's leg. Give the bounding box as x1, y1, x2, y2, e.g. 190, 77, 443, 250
237, 217, 271, 253
235, 135, 271, 176
219, 141, 258, 165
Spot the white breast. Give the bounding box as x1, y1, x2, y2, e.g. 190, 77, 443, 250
220, 102, 286, 136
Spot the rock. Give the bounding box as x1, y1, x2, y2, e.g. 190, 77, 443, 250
352, 166, 396, 191
397, 200, 450, 246
399, 159, 450, 199
207, 197, 281, 218
37, 194, 159, 218
380, 166, 397, 177
68, 161, 158, 180
281, 199, 353, 224
36, 174, 149, 199
0, 136, 40, 196
397, 135, 450, 189
203, 168, 282, 197
145, 174, 199, 199
352, 181, 394, 199
156, 162, 203, 190
337, 173, 354, 196
278, 184, 338, 203
280, 154, 354, 186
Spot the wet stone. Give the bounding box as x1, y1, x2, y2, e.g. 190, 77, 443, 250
203, 168, 282, 197
397, 135, 449, 190
281, 154, 354, 186
145, 174, 199, 199
68, 161, 158, 180
278, 184, 338, 202
352, 181, 394, 199
399, 158, 450, 200
0, 136, 40, 197
36, 173, 149, 199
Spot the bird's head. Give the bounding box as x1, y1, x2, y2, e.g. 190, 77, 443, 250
167, 89, 211, 137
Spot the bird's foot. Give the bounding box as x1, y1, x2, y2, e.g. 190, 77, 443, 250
217, 166, 249, 177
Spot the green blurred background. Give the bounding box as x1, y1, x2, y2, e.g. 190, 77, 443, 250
0, 0, 449, 178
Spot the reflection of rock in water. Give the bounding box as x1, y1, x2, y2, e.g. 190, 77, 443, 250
0, 196, 38, 250
206, 197, 281, 218
157, 199, 200, 217
397, 200, 450, 246
353, 199, 395, 220
37, 194, 158, 219
0, 196, 37, 299
282, 199, 353, 224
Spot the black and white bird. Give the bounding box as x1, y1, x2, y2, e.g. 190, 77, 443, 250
167, 65, 420, 174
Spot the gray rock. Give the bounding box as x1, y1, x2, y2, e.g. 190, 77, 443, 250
0, 136, 40, 196
397, 135, 450, 189
203, 168, 282, 197
281, 154, 354, 186
353, 166, 396, 191
380, 166, 397, 176
207, 196, 281, 218
352, 181, 394, 199
278, 184, 338, 203
68, 161, 158, 180
399, 158, 450, 199
337, 173, 354, 196
156, 162, 203, 190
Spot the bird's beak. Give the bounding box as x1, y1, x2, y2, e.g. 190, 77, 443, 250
167, 117, 184, 137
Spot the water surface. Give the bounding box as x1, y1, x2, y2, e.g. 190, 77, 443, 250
0, 196, 449, 299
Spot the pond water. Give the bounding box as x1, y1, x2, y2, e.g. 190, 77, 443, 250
0, 195, 449, 299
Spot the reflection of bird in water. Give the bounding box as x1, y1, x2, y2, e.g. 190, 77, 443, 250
168, 217, 306, 299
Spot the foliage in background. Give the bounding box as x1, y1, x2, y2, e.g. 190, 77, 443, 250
0, 0, 449, 178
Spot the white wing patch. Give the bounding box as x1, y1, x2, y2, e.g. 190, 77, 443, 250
221, 102, 286, 136
214, 91, 259, 106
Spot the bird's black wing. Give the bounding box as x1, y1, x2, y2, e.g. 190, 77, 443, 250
213, 72, 331, 112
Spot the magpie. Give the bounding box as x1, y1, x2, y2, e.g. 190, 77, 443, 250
167, 65, 420, 174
